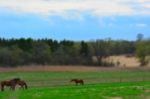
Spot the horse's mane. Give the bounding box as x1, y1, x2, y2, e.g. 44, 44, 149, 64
11, 78, 21, 82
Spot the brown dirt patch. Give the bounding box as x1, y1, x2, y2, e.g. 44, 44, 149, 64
0, 65, 150, 72
104, 97, 123, 99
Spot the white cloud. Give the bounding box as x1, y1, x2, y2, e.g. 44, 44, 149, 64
137, 0, 150, 3
0, 0, 150, 18
135, 23, 148, 27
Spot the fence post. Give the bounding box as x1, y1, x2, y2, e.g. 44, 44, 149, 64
119, 77, 122, 83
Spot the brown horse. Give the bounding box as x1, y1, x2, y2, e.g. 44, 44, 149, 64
70, 79, 84, 85
17, 80, 28, 90
1, 78, 20, 91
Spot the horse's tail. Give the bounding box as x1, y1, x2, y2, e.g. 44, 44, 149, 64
24, 82, 28, 89
1, 82, 4, 91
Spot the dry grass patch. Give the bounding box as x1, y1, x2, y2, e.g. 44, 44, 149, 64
0, 65, 100, 72
105, 55, 149, 67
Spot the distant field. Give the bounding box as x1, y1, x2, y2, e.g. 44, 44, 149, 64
106, 55, 150, 67
0, 66, 150, 99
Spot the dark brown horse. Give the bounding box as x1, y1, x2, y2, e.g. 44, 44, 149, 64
70, 79, 84, 85
17, 80, 28, 90
1, 78, 20, 91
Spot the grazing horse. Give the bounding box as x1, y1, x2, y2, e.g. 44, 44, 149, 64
70, 79, 84, 85
1, 78, 20, 91
17, 80, 28, 90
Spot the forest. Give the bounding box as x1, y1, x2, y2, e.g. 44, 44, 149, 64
0, 37, 149, 67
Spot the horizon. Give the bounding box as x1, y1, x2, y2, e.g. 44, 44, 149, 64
0, 0, 150, 41
0, 36, 140, 42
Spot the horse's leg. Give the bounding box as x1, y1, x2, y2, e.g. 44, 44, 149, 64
24, 83, 28, 89
82, 82, 84, 85
2, 86, 4, 91
9, 86, 12, 90
9, 85, 13, 90
21, 85, 24, 90
11, 84, 16, 91
1, 84, 4, 91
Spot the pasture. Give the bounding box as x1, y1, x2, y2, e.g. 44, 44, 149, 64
0, 66, 150, 99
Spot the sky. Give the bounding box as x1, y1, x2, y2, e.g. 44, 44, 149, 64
0, 0, 150, 41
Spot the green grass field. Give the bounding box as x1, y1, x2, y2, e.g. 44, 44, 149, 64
0, 69, 150, 99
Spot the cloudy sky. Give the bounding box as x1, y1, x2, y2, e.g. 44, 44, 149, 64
0, 0, 150, 40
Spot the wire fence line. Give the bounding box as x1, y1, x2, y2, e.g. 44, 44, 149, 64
27, 76, 150, 87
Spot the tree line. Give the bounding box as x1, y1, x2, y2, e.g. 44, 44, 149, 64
0, 38, 149, 67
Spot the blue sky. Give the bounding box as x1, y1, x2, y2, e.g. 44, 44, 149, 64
0, 0, 150, 41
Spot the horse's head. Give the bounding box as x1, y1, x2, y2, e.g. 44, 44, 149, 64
17, 80, 28, 89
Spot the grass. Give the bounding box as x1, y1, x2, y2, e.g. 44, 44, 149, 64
0, 70, 150, 99
0, 81, 150, 99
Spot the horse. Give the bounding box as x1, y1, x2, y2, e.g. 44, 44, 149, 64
16, 80, 28, 90
70, 79, 84, 85
1, 78, 21, 91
